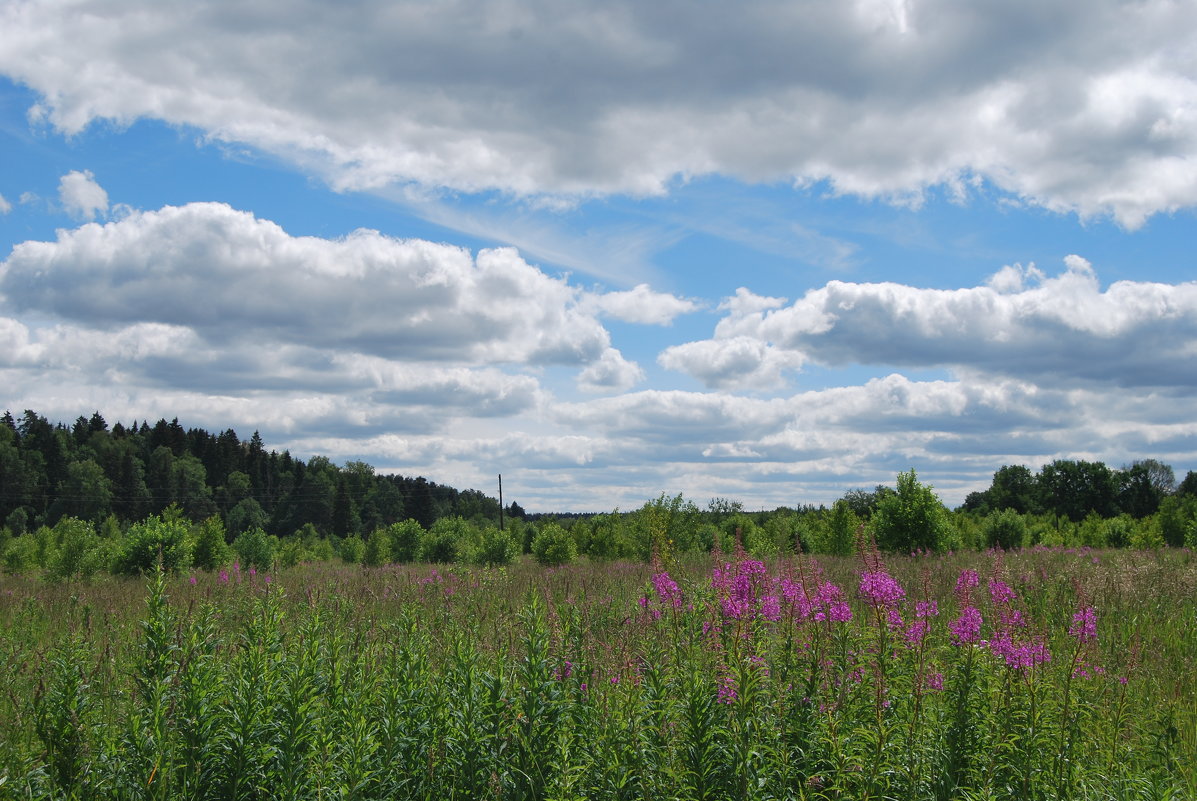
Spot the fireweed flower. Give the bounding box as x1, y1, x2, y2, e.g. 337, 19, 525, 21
904, 619, 930, 646
988, 579, 1018, 606
950, 606, 983, 645
988, 633, 1051, 672
915, 600, 939, 618
651, 571, 683, 609
859, 570, 906, 609
954, 569, 980, 598
1069, 606, 1098, 644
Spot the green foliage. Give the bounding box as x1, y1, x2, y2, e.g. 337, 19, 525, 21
470, 524, 519, 567
531, 522, 577, 566
872, 469, 956, 552
231, 526, 276, 571
420, 516, 472, 563
225, 497, 268, 537
339, 534, 365, 564
46, 517, 105, 581
387, 519, 424, 563
363, 526, 391, 567
984, 508, 1027, 550
113, 507, 192, 575
192, 515, 231, 571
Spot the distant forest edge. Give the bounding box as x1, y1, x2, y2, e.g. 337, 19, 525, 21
2, 410, 1197, 578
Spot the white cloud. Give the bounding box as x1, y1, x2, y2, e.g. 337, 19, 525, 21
658, 336, 804, 390
581, 283, 699, 325
57, 170, 108, 220
576, 347, 646, 393
0, 193, 11, 214
667, 259, 1197, 389
0, 202, 615, 367
3, 1, 1196, 224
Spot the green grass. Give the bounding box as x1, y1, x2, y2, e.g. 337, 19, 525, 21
1, 548, 1194, 800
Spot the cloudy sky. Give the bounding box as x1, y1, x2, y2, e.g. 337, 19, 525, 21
2, 0, 1195, 512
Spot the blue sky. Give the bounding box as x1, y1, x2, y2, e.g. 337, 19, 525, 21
1, 1, 1195, 511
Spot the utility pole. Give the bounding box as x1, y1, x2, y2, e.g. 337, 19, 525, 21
498, 473, 504, 531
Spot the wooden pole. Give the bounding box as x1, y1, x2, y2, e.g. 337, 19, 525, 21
499, 473, 504, 531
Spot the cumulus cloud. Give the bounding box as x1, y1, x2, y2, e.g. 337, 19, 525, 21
57, 170, 108, 220
581, 283, 699, 324
3, 1, 1196, 224
576, 347, 646, 393
0, 202, 614, 366
666, 258, 1197, 389
657, 336, 804, 390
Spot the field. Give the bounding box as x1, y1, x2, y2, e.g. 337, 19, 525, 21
1, 547, 1195, 800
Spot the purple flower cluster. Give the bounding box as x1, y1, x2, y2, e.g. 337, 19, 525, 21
779, 577, 852, 623
858, 570, 906, 609
988, 633, 1051, 672
651, 571, 683, 609
949, 606, 983, 645
1068, 606, 1098, 644
988, 579, 1018, 605
712, 559, 780, 622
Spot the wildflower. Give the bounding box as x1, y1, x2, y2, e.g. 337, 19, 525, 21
651, 571, 683, 608
219, 570, 229, 583
954, 569, 980, 597
1068, 606, 1097, 644
988, 579, 1017, 605
949, 606, 983, 645
988, 633, 1051, 672
915, 599, 939, 618
925, 672, 944, 692
904, 619, 930, 646
859, 570, 906, 608
189, 575, 197, 586
717, 674, 738, 704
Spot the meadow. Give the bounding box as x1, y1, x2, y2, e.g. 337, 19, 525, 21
0, 546, 1194, 800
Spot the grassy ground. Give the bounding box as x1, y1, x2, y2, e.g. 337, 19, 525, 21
1, 547, 1194, 800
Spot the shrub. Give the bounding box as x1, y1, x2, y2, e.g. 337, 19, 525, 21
231, 526, 276, 571
388, 519, 423, 563
531, 522, 577, 567
113, 509, 192, 575
472, 525, 518, 567
872, 469, 956, 552
192, 516, 231, 571
47, 517, 104, 581
420, 517, 472, 563
984, 508, 1027, 550
339, 534, 365, 564
363, 527, 391, 567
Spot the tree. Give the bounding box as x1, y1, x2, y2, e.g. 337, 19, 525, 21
53, 459, 113, 523
988, 465, 1039, 514
1117, 462, 1166, 518
1037, 459, 1119, 521
872, 470, 955, 553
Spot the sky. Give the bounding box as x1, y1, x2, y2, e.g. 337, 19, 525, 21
1, 0, 1196, 513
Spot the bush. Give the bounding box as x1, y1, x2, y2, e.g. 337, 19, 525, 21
363, 527, 391, 567
984, 509, 1027, 550
531, 522, 577, 567
472, 525, 518, 567
192, 516, 231, 571
388, 519, 423, 563
420, 517, 472, 564
113, 509, 192, 575
872, 469, 956, 553
339, 535, 365, 564
47, 517, 104, 581
232, 526, 276, 571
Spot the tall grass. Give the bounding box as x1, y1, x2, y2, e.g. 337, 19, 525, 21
0, 547, 1194, 800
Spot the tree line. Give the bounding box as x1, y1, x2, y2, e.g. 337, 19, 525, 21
0, 409, 516, 538
2, 410, 1195, 581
